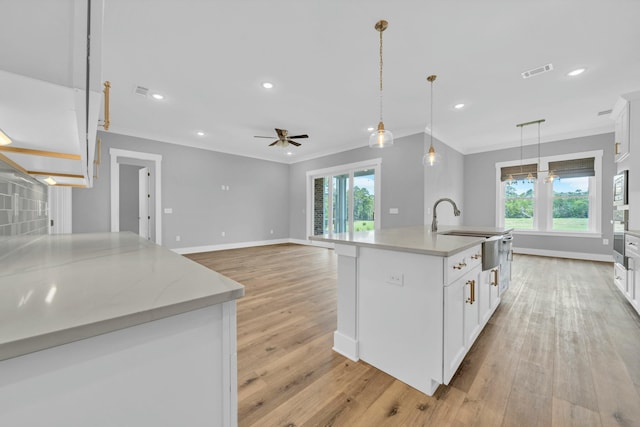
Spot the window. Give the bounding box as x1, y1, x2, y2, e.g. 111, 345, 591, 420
496, 151, 602, 235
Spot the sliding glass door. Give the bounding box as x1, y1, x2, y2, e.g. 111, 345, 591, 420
310, 161, 380, 237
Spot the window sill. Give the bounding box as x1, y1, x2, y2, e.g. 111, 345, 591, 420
512, 230, 602, 239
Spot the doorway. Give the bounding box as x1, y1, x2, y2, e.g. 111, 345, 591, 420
307, 159, 381, 237
110, 148, 162, 245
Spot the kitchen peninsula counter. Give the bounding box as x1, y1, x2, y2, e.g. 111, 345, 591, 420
0, 232, 244, 427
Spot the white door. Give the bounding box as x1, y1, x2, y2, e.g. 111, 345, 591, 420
138, 167, 150, 240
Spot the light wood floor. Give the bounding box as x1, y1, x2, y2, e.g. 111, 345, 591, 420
187, 244, 640, 427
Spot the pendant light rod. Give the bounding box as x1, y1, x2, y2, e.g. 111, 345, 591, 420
369, 19, 393, 148
423, 74, 437, 166
515, 118, 546, 128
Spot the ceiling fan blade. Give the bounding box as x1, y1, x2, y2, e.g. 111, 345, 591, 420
269, 140, 279, 146
275, 128, 287, 139
288, 134, 308, 139
254, 136, 274, 139
287, 140, 301, 147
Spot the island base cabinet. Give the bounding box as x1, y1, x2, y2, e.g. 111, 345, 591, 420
0, 303, 238, 427
358, 247, 444, 396
444, 265, 481, 384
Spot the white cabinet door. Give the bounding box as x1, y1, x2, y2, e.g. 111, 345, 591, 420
444, 275, 465, 385
478, 270, 491, 325
489, 267, 501, 312
614, 262, 627, 294
443, 265, 481, 384
464, 270, 481, 348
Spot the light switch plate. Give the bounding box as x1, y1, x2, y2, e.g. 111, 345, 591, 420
389, 208, 399, 214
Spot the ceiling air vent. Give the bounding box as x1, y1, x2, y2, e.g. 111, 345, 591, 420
521, 63, 554, 79
134, 86, 149, 97
597, 109, 613, 116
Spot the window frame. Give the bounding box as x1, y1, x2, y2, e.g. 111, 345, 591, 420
495, 149, 603, 237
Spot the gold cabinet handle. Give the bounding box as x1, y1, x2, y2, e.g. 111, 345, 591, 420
491, 268, 499, 287
471, 254, 481, 260
615, 142, 621, 155
453, 261, 467, 270
466, 279, 476, 304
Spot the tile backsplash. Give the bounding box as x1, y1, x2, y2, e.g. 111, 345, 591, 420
0, 158, 48, 241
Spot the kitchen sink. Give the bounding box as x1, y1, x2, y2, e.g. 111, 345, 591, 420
439, 231, 502, 270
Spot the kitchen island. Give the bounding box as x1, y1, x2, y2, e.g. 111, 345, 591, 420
310, 225, 512, 396
0, 232, 244, 427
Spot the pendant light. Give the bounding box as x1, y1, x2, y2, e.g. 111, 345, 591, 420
516, 119, 554, 183
422, 75, 437, 166
369, 20, 393, 148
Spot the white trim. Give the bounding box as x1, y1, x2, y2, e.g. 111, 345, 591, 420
110, 148, 163, 245
305, 158, 382, 178
513, 247, 614, 262
495, 149, 603, 234
306, 158, 382, 239
332, 331, 359, 362
172, 238, 332, 255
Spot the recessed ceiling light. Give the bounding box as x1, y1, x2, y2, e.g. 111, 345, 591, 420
453, 103, 465, 110
196, 131, 205, 136
367, 127, 375, 132
262, 82, 274, 89
286, 151, 293, 156
151, 93, 164, 100
567, 68, 586, 77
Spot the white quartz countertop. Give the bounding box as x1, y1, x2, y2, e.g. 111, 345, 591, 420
309, 225, 513, 257
0, 232, 244, 361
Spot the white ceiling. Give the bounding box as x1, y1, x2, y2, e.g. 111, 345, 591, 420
2, 0, 640, 165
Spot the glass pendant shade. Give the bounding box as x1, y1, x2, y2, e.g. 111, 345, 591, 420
422, 143, 436, 166
369, 121, 394, 148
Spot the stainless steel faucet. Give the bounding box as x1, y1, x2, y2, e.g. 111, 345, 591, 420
431, 198, 461, 232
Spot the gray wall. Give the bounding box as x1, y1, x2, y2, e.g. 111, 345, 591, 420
288, 133, 447, 240
425, 136, 465, 227
463, 132, 615, 256
73, 132, 290, 249
119, 164, 139, 235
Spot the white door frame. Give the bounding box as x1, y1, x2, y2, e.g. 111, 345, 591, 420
110, 148, 162, 245
138, 167, 150, 240
305, 158, 382, 239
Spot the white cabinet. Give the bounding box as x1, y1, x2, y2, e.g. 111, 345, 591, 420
613, 100, 630, 162
478, 268, 501, 325
614, 262, 627, 295
443, 263, 481, 384
626, 234, 640, 312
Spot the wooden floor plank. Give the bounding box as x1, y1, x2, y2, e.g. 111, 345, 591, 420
186, 245, 640, 427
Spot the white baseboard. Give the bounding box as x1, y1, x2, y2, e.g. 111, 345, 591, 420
172, 237, 329, 255
513, 246, 614, 263
332, 331, 359, 362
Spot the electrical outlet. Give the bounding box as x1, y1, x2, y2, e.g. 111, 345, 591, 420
270, 229, 274, 234
603, 238, 609, 245
221, 231, 226, 237
386, 272, 404, 286
389, 208, 399, 214
175, 235, 181, 242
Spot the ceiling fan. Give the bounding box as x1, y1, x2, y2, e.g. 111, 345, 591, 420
254, 128, 308, 147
